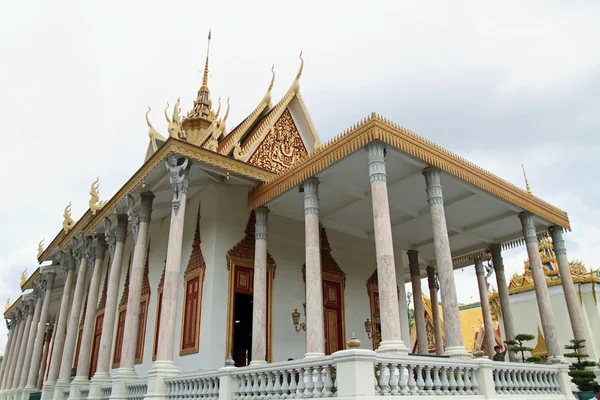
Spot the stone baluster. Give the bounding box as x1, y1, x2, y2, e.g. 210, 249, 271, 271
489, 244, 517, 361
54, 236, 92, 399
69, 234, 108, 400
17, 287, 44, 399
88, 214, 128, 400
251, 207, 269, 365
426, 266, 444, 355
474, 258, 496, 358
549, 226, 587, 352
146, 155, 191, 399
518, 213, 561, 359
23, 270, 56, 399
11, 296, 36, 395
0, 317, 17, 392
422, 167, 466, 357
366, 142, 408, 354
408, 251, 428, 354
112, 193, 155, 399
303, 178, 325, 357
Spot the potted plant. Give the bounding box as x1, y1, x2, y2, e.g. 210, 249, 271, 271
505, 333, 542, 363
564, 339, 597, 400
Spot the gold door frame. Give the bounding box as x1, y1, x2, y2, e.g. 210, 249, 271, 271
322, 271, 347, 353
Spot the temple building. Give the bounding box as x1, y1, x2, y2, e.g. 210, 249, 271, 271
0, 34, 584, 400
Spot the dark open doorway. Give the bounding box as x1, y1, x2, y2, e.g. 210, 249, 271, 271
232, 292, 253, 367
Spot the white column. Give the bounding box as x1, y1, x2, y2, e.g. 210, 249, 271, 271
408, 251, 428, 355
489, 244, 516, 362
24, 270, 56, 398
4, 315, 25, 391
54, 237, 91, 399
303, 178, 325, 358
422, 167, 467, 357
426, 266, 444, 355
519, 212, 561, 359
11, 297, 35, 395
88, 215, 128, 400
37, 326, 54, 390
16, 292, 43, 398
0, 320, 16, 391
474, 258, 496, 358
68, 235, 108, 399
41, 250, 76, 400
366, 142, 408, 354
250, 206, 269, 365
396, 266, 410, 346
0, 315, 20, 391
145, 156, 191, 400
549, 226, 587, 352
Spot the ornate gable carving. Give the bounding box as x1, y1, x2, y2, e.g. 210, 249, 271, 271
226, 211, 276, 270
184, 204, 206, 279
246, 108, 308, 173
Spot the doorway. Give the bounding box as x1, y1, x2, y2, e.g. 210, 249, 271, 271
232, 292, 253, 366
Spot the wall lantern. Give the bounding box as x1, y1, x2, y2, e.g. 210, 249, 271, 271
291, 303, 307, 333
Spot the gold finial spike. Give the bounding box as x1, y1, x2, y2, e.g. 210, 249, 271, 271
4, 298, 9, 313
521, 163, 532, 195
37, 239, 45, 258
269, 64, 275, 91
202, 29, 212, 88
164, 102, 171, 123
90, 177, 107, 215
290, 51, 304, 93
21, 268, 28, 286
63, 202, 75, 232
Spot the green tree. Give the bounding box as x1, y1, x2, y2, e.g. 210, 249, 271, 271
505, 333, 542, 363
564, 339, 597, 393
406, 293, 415, 332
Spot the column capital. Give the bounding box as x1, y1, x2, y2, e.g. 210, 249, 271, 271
255, 207, 269, 241
139, 192, 156, 224
518, 212, 538, 243
59, 249, 76, 274
126, 194, 141, 243
21, 294, 36, 316
474, 257, 485, 276
422, 167, 443, 206
83, 235, 95, 263
489, 244, 504, 271
407, 250, 420, 277
103, 217, 116, 257
114, 214, 129, 243
40, 270, 56, 294
548, 226, 567, 256
93, 234, 108, 261
366, 142, 387, 182
426, 266, 438, 290
166, 155, 191, 216
303, 177, 320, 215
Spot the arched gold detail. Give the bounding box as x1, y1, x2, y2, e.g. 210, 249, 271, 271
89, 177, 107, 215
63, 202, 75, 232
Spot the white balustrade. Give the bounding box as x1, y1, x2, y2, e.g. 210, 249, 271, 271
100, 385, 112, 400
166, 371, 220, 400
62, 387, 70, 400
126, 381, 148, 400
492, 363, 561, 395
80, 386, 89, 400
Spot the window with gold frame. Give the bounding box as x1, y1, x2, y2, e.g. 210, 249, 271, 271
135, 240, 152, 364
180, 204, 206, 356
113, 252, 132, 368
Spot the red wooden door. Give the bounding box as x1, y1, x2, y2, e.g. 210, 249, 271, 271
89, 313, 104, 378
322, 280, 343, 355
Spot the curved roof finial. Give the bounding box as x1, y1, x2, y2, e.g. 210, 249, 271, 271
521, 163, 532, 195
269, 64, 275, 91
290, 51, 304, 93
145, 106, 152, 127
222, 97, 231, 123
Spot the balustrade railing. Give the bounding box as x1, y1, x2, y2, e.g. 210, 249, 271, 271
100, 385, 112, 400
374, 356, 480, 396
492, 362, 561, 395
126, 381, 148, 400
80, 386, 89, 400
166, 371, 220, 400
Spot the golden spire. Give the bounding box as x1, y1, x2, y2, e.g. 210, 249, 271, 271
521, 163, 532, 195
201, 29, 211, 91
187, 30, 213, 119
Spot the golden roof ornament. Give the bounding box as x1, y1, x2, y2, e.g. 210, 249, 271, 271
21, 268, 28, 286
63, 202, 75, 232
521, 163, 532, 195
290, 51, 304, 93
4, 298, 9, 313
146, 106, 167, 151
165, 98, 185, 139
89, 177, 107, 215
37, 239, 45, 258
187, 30, 214, 120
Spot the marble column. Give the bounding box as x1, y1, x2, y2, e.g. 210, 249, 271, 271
88, 215, 127, 400
16, 290, 43, 398
4, 314, 25, 391
489, 244, 516, 362
11, 297, 35, 394
54, 237, 92, 399
0, 320, 16, 390
408, 251, 428, 355
367, 142, 407, 354
519, 212, 561, 359
426, 266, 444, 355
38, 326, 54, 390
251, 206, 269, 365
549, 226, 587, 351
475, 258, 496, 358
0, 315, 20, 391
303, 178, 325, 358
41, 250, 76, 400
146, 156, 191, 400
422, 167, 466, 357
69, 235, 108, 398
24, 270, 56, 398
396, 268, 410, 346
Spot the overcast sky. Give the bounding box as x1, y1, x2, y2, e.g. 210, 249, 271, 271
0, 0, 599, 354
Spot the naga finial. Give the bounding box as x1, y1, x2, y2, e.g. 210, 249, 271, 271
164, 102, 171, 123
63, 202, 75, 232
21, 268, 28, 286
90, 177, 107, 215
521, 163, 532, 195
167, 98, 186, 139
4, 298, 9, 313
269, 64, 275, 91
290, 51, 304, 93
37, 239, 45, 258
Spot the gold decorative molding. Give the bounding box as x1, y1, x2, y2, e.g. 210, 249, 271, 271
21, 267, 40, 291
248, 114, 570, 231
21, 268, 28, 286
37, 239, 45, 258
89, 177, 107, 215
63, 202, 75, 232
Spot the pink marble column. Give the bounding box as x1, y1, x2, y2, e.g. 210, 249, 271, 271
24, 271, 56, 396
474, 258, 496, 358
251, 206, 269, 365
88, 214, 128, 398
408, 251, 428, 355
5, 315, 25, 391
69, 234, 108, 396
549, 226, 587, 352
0, 319, 17, 389
55, 238, 91, 398
144, 156, 191, 400
11, 297, 35, 392
303, 178, 325, 357
423, 167, 466, 357
37, 326, 54, 390
489, 244, 516, 362
16, 292, 43, 397
426, 266, 444, 355
0, 314, 21, 390
366, 142, 407, 354
519, 212, 561, 359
